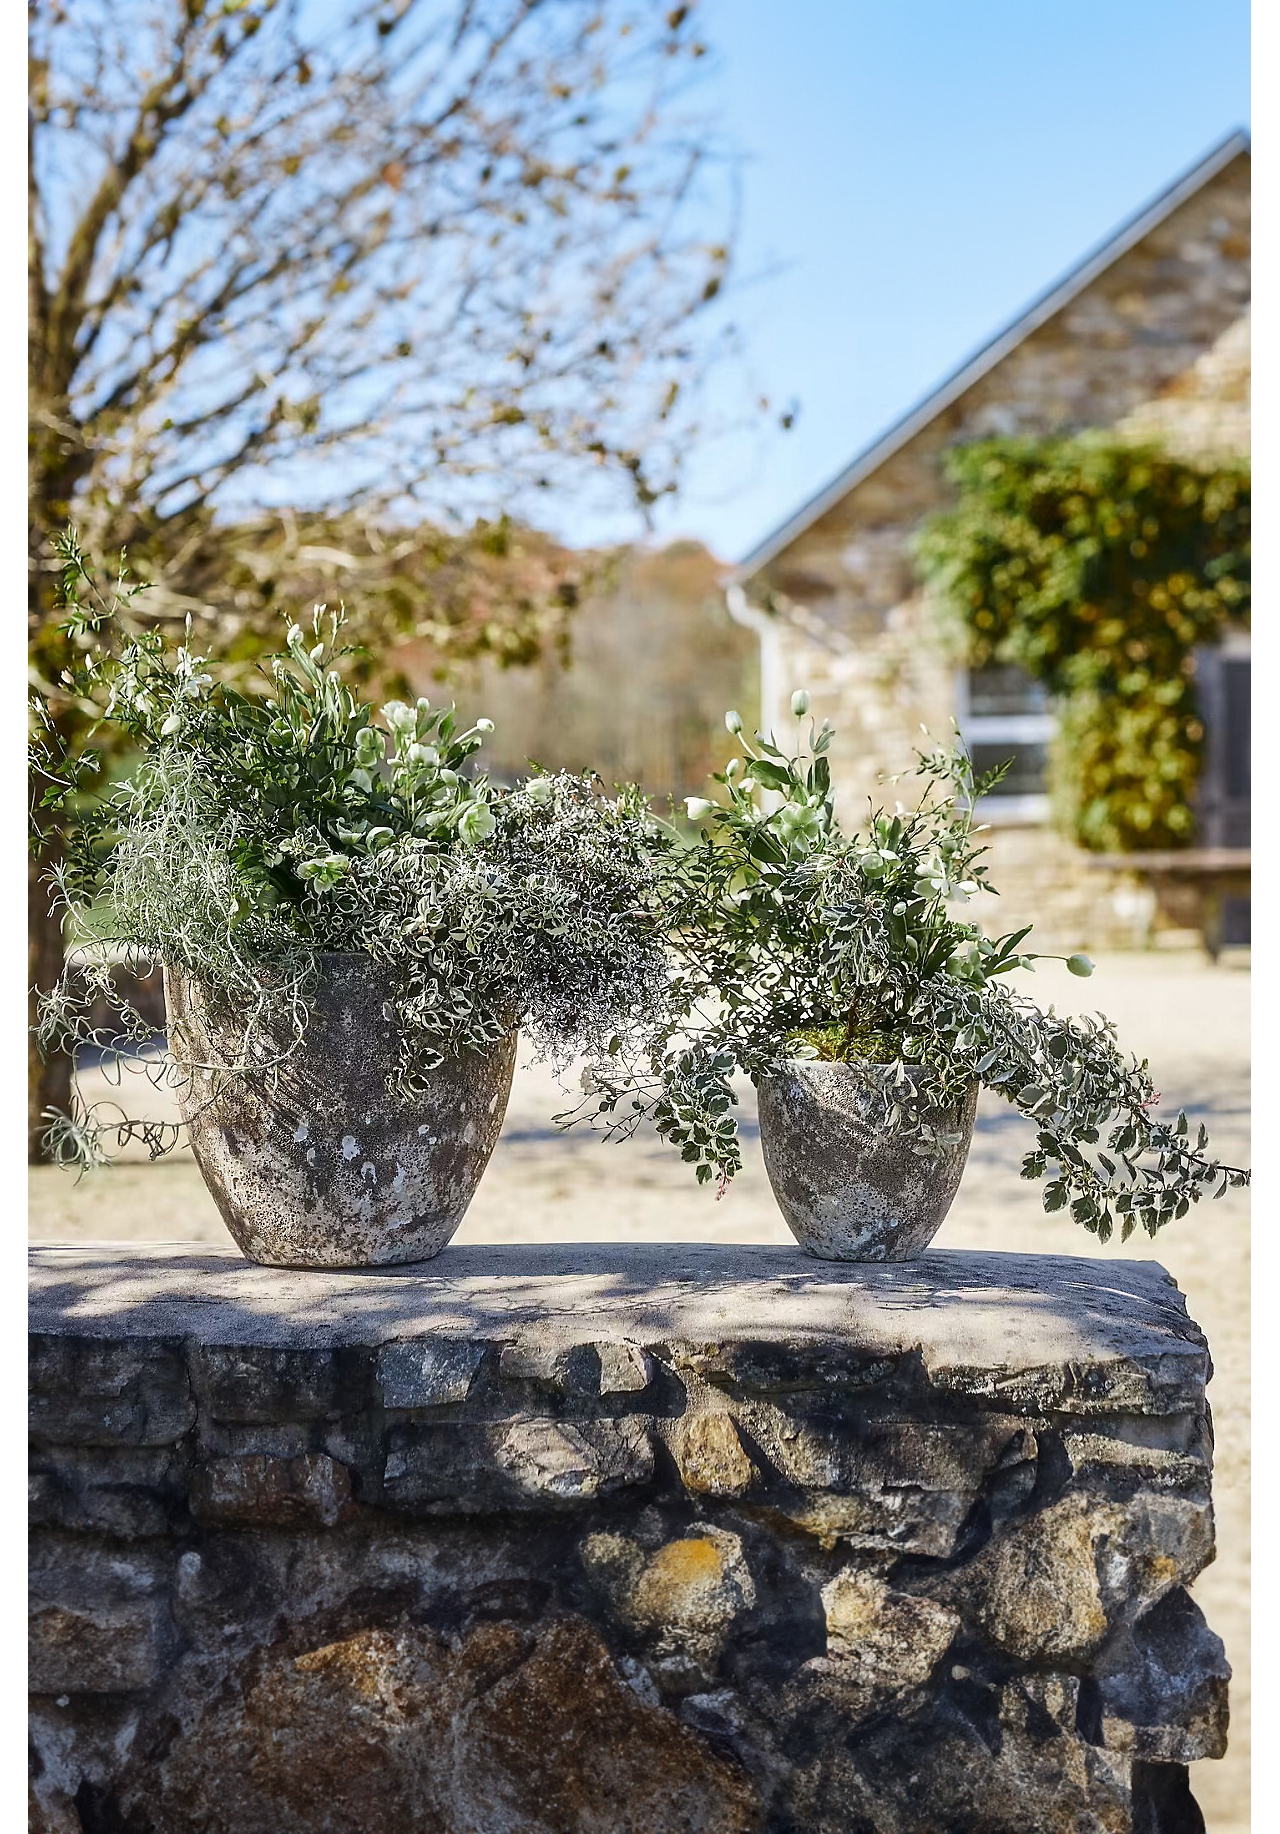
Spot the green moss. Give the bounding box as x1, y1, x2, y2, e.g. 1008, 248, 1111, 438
787, 1023, 902, 1064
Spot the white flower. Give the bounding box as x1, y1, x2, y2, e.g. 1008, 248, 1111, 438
406, 743, 439, 769
458, 802, 496, 844
475, 717, 495, 733
773, 800, 822, 844
858, 849, 895, 877
790, 689, 811, 717
914, 873, 949, 899
285, 624, 304, 649
724, 709, 743, 734
180, 673, 213, 700
526, 777, 554, 806
685, 797, 716, 821
160, 712, 183, 737
380, 700, 415, 733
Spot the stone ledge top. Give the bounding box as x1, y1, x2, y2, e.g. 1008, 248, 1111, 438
30, 1243, 1206, 1402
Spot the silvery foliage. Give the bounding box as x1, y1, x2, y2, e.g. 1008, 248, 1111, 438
34, 596, 665, 1169
574, 698, 1249, 1239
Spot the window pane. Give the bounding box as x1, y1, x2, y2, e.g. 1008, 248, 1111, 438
967, 740, 1048, 796
966, 665, 1046, 717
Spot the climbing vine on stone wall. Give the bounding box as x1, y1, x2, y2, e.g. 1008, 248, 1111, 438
914, 437, 1250, 851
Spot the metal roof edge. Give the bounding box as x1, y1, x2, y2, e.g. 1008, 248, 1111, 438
734, 129, 1250, 584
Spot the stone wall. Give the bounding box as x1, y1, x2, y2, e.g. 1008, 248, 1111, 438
742, 150, 1249, 951
30, 1242, 1228, 1834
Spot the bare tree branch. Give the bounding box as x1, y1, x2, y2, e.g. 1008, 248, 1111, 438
31, 0, 734, 605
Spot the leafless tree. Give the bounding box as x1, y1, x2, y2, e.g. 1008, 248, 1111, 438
28, 0, 733, 1156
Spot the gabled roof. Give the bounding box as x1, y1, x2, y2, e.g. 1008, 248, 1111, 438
736, 129, 1250, 580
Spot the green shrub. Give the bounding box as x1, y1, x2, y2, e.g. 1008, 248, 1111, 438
914, 437, 1250, 850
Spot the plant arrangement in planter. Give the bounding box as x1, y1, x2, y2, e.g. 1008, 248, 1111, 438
572, 693, 1250, 1260
32, 541, 666, 1269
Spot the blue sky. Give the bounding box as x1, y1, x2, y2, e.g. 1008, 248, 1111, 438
617, 0, 1250, 564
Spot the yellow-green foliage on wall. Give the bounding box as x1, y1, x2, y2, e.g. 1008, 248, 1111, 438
915, 437, 1249, 851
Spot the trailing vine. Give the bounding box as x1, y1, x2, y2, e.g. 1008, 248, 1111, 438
913, 436, 1250, 851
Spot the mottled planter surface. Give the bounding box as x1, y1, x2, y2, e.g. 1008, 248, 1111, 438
165, 956, 516, 1268
31, 1243, 1227, 1834
758, 1061, 978, 1261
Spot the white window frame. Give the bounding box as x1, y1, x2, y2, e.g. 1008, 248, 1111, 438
954, 668, 1054, 826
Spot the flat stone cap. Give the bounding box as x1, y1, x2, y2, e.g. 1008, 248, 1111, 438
30, 1243, 1206, 1415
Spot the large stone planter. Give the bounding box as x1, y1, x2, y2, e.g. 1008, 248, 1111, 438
164, 954, 516, 1269
757, 1060, 978, 1260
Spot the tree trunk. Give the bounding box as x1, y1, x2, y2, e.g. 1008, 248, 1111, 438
29, 839, 70, 1163
28, 478, 75, 1164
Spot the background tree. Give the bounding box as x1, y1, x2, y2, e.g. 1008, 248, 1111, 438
441, 539, 756, 806
29, 0, 733, 1157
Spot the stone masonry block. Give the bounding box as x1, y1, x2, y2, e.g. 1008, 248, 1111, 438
29, 1336, 194, 1448
29, 1243, 1228, 1833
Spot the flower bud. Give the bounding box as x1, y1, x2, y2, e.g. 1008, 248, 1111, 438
791, 689, 810, 717
725, 709, 743, 734
1067, 953, 1095, 978
476, 716, 494, 732
685, 797, 716, 821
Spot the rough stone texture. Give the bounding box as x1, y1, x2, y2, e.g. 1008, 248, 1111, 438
30, 1242, 1228, 1833
757, 1062, 978, 1259
165, 955, 518, 1268
738, 147, 1250, 954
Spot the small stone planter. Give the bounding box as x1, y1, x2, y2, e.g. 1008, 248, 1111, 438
756, 1060, 978, 1260
164, 954, 516, 1269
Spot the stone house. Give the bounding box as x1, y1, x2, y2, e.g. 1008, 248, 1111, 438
729, 133, 1250, 953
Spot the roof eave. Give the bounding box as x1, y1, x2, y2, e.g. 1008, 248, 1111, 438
734, 128, 1250, 585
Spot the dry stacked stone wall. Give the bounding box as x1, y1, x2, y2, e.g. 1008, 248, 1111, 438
29, 1242, 1228, 1834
